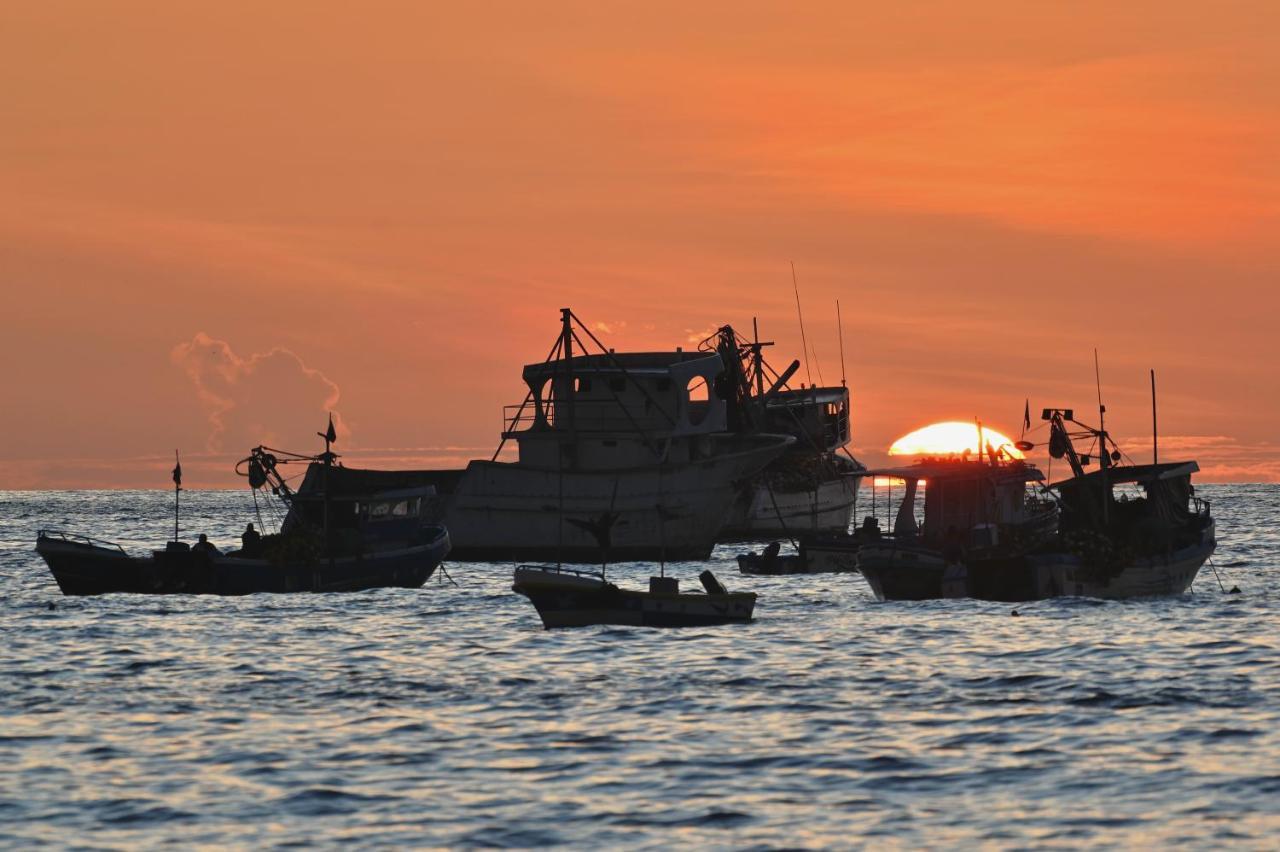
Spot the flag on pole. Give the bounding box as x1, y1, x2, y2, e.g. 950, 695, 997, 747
325, 414, 337, 445
172, 450, 182, 488
1023, 399, 1031, 433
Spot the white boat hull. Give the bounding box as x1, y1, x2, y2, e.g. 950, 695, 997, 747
434, 435, 792, 562
722, 476, 859, 539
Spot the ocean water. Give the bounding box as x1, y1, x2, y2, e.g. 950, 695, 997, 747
1, 485, 1277, 849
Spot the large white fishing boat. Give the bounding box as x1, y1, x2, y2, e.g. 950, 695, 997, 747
419, 310, 794, 562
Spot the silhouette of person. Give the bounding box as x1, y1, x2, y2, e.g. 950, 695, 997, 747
193, 533, 220, 556
241, 522, 262, 556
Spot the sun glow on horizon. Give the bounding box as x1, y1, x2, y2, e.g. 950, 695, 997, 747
888, 420, 1024, 459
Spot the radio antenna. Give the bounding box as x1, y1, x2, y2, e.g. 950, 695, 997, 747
791, 261, 815, 387
836, 298, 847, 388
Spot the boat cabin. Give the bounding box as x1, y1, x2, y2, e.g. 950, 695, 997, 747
1051, 461, 1211, 554
864, 458, 1050, 550
763, 386, 850, 453
289, 464, 442, 552
507, 350, 732, 469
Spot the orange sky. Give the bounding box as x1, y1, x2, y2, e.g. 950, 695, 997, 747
2, 2, 1278, 488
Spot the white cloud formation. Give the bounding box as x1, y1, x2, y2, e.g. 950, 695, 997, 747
171, 332, 346, 453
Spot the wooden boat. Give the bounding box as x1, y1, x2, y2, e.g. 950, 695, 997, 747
35, 421, 451, 596
512, 565, 755, 629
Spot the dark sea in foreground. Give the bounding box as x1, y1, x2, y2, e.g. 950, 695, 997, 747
2, 485, 1277, 849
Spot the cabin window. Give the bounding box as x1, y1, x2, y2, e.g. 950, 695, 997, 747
365, 498, 419, 519
687, 376, 710, 425
576, 377, 591, 393
686, 376, 709, 403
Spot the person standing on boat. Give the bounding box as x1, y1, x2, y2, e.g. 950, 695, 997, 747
241, 523, 262, 557
193, 533, 220, 556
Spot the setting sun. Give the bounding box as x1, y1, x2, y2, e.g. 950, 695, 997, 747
888, 421, 1024, 459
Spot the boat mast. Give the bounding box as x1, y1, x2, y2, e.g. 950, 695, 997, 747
561, 308, 576, 459
791, 261, 814, 388
752, 317, 766, 420
1094, 349, 1109, 526
172, 450, 182, 543
318, 414, 337, 564
1150, 368, 1159, 465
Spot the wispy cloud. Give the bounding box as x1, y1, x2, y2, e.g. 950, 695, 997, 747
171, 332, 345, 453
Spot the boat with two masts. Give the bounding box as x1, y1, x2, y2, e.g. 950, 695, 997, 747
1019, 406, 1216, 599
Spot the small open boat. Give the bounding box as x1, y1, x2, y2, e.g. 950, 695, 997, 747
512, 565, 755, 629
737, 526, 869, 575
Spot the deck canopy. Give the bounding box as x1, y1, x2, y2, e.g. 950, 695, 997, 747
295, 464, 441, 501
855, 459, 1044, 483
521, 351, 721, 383
1049, 461, 1198, 490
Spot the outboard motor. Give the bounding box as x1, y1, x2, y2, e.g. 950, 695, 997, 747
699, 569, 728, 596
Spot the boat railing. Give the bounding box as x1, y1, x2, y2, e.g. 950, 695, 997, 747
37, 529, 128, 553
502, 399, 677, 437
516, 563, 606, 582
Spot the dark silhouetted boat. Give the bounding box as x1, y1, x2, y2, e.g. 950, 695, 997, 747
35, 420, 450, 596
1017, 405, 1216, 599
737, 528, 866, 575
510, 471, 756, 628
855, 453, 1059, 601
512, 565, 756, 629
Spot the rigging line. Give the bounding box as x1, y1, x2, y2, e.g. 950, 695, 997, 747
492, 332, 566, 461
836, 298, 847, 388
1206, 555, 1227, 593
568, 315, 678, 428
791, 261, 814, 387
568, 328, 664, 456
763, 475, 798, 550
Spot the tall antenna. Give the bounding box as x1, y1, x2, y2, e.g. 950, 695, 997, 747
1093, 348, 1107, 467
1094, 349, 1110, 526
791, 261, 814, 387
1150, 368, 1159, 465
836, 299, 847, 388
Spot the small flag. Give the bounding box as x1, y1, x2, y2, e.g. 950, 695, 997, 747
172, 451, 182, 488
325, 414, 337, 445
1023, 399, 1031, 433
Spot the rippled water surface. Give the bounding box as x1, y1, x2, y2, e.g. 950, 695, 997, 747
2, 486, 1278, 848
